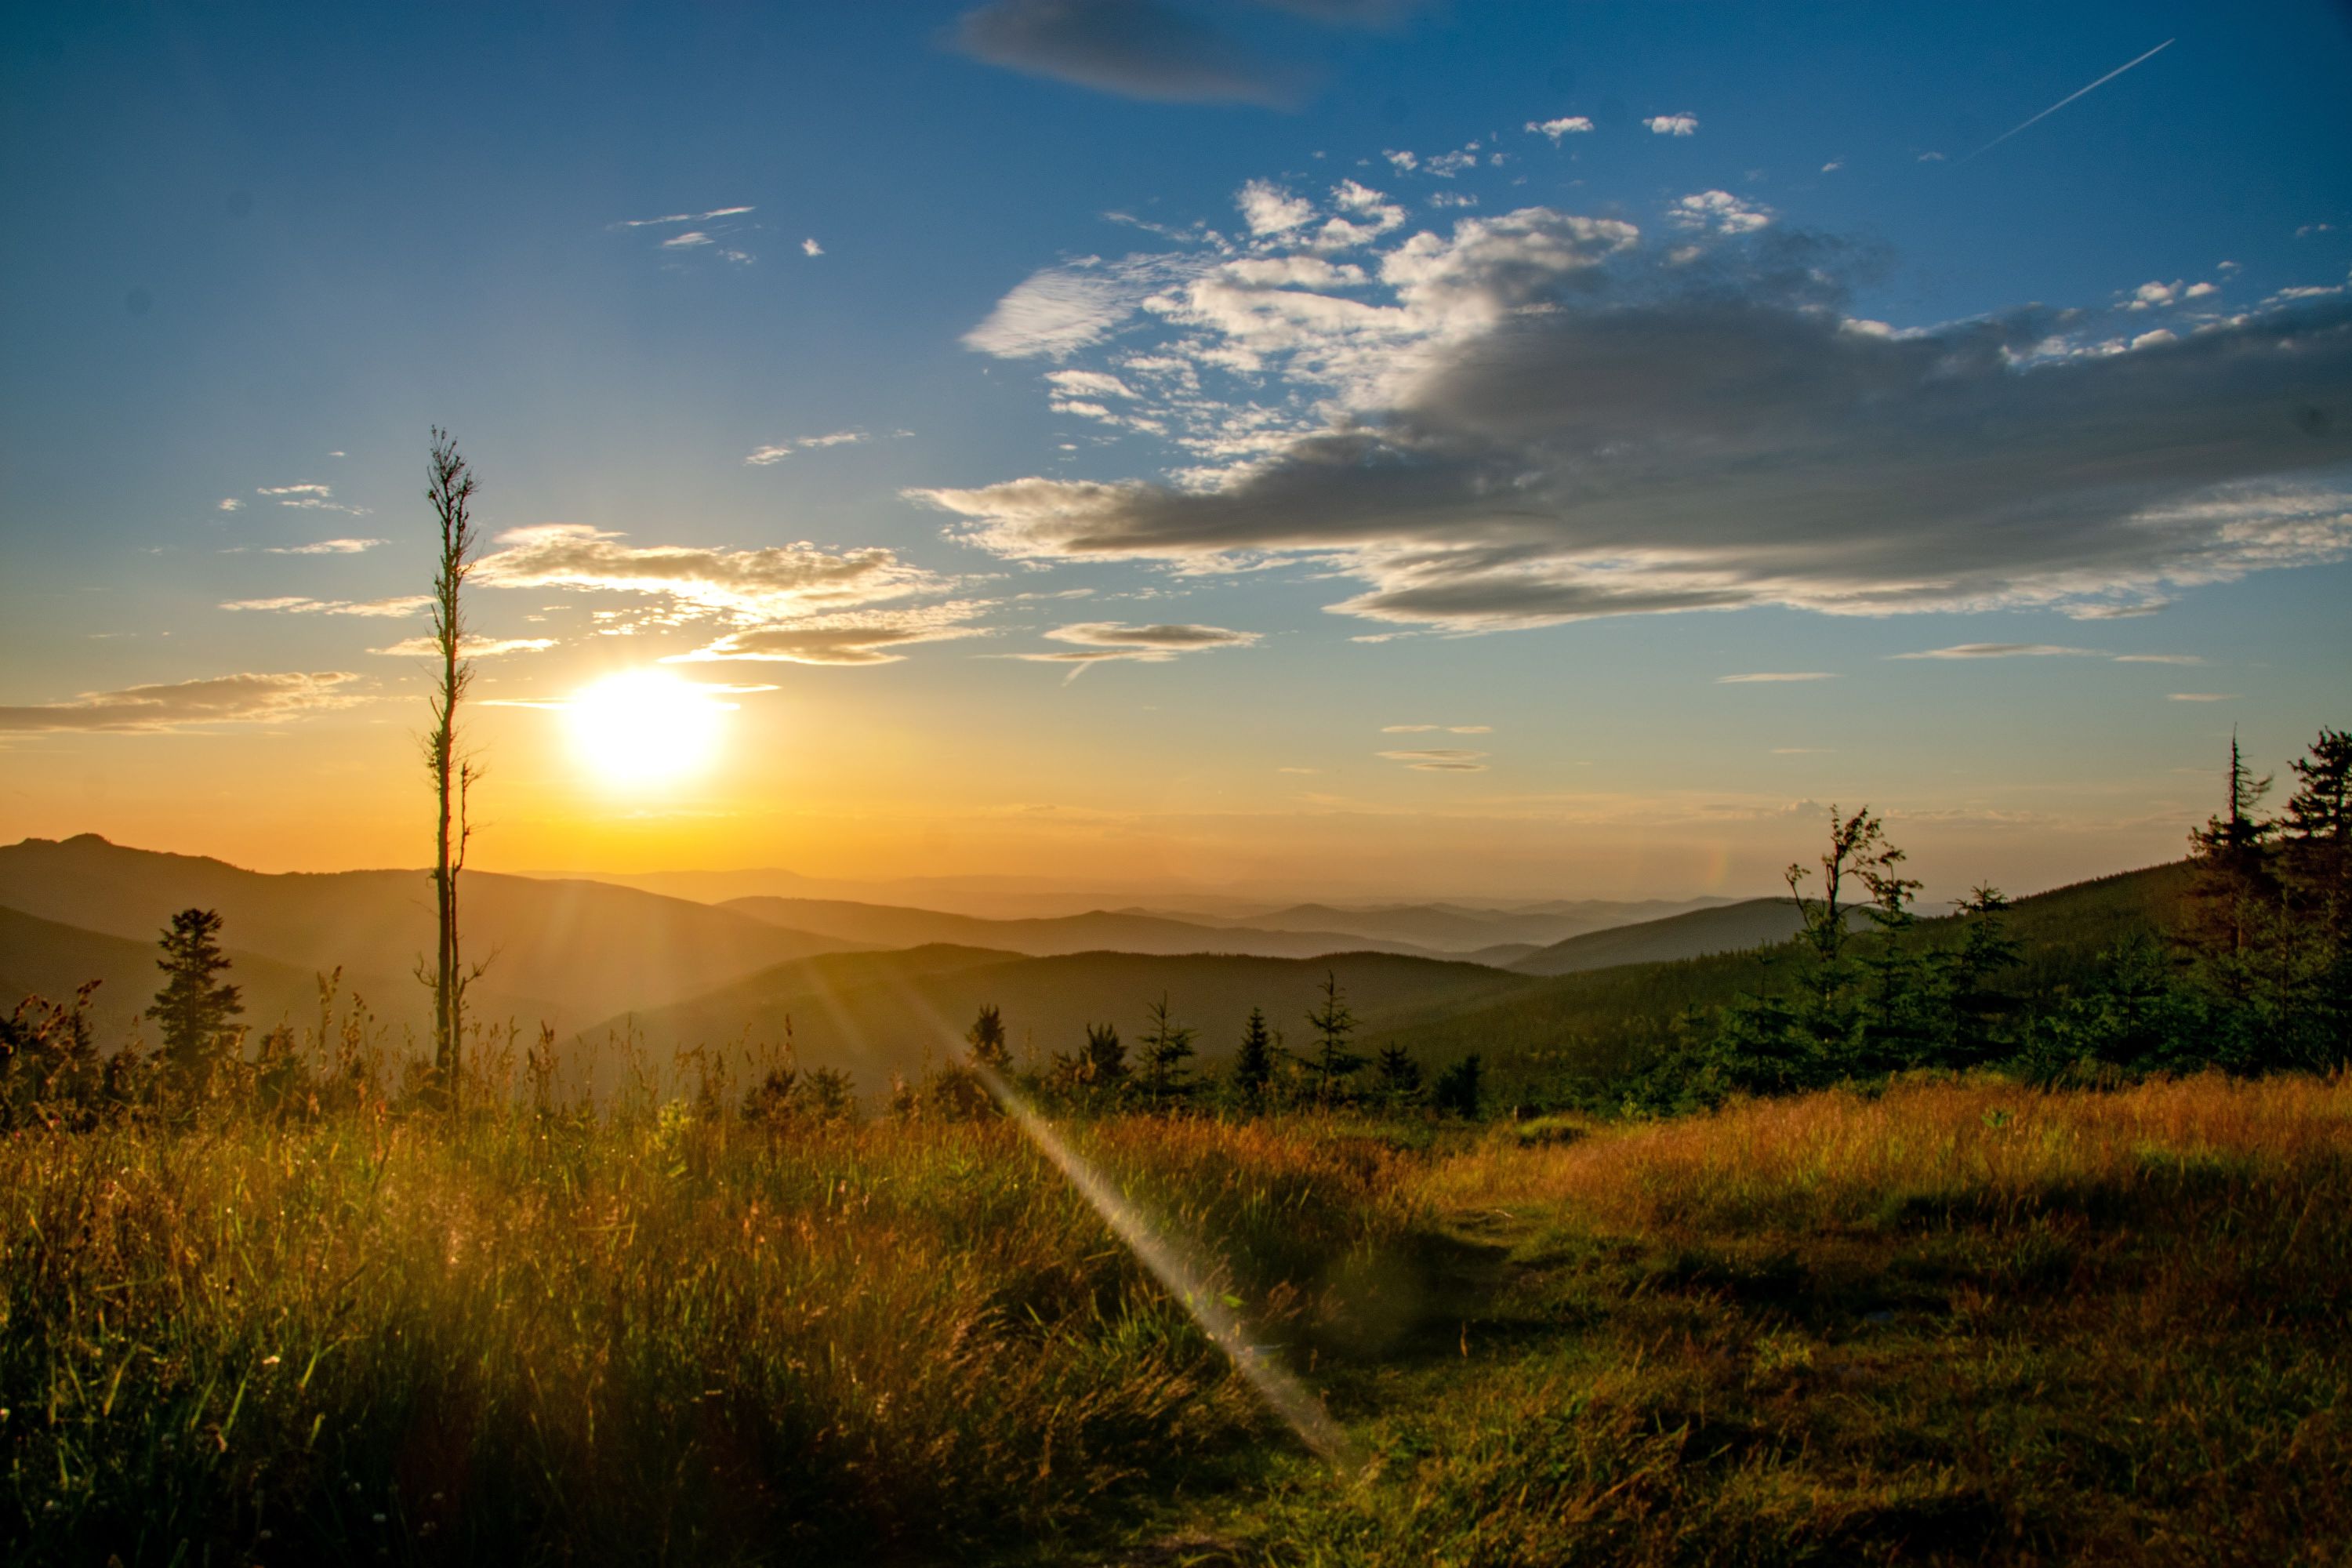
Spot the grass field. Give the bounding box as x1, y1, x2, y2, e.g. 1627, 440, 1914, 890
5, 1071, 2347, 1564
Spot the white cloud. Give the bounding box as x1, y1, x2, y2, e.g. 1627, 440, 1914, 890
1383, 150, 1417, 172
1239, 179, 1315, 235
1668, 189, 1772, 235
662, 231, 713, 249
963, 254, 1190, 359
1525, 116, 1594, 143
0, 671, 366, 733
1717, 672, 1836, 683
1644, 114, 1699, 136
803, 238, 824, 257
615, 205, 756, 229
1820, 159, 1845, 173
216, 498, 244, 512
1047, 368, 1139, 400
2168, 692, 2238, 702
256, 483, 368, 516
2112, 653, 2202, 664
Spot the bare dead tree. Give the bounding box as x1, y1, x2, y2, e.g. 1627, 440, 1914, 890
422, 429, 481, 1112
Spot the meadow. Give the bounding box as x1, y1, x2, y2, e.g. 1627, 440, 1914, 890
5, 1070, 2347, 1566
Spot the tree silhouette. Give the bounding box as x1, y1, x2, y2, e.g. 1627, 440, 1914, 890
2184, 731, 2281, 1003
1304, 971, 1364, 1104
149, 908, 243, 1095
1138, 994, 1196, 1101
422, 428, 483, 1112
1231, 1006, 1274, 1104
965, 1004, 1011, 1073
1374, 1042, 1422, 1102
1432, 1053, 1483, 1118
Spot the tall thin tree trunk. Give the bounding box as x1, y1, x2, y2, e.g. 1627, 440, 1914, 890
425, 430, 478, 1113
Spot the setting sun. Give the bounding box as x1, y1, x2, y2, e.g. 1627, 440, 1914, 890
564, 670, 727, 786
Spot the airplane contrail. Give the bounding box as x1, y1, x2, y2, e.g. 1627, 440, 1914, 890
1956, 37, 2175, 165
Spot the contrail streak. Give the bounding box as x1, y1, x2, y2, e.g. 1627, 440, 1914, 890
1956, 38, 2174, 165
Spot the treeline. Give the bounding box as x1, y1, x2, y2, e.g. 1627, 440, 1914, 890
1614, 725, 2350, 1112
731, 978, 1484, 1132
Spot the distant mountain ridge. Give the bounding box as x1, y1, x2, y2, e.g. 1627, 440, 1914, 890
0, 835, 855, 1032
718, 895, 1474, 963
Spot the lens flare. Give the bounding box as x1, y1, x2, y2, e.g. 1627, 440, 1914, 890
972, 1065, 1363, 1472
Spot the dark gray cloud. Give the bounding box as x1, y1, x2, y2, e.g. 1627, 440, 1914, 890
0, 672, 365, 733
953, 0, 1298, 106
923, 202, 2352, 630
1047, 620, 1258, 648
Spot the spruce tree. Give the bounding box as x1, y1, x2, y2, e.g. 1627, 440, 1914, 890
1374, 1042, 1422, 1102
148, 908, 243, 1095
1304, 971, 1364, 1104
1138, 994, 1196, 1102
1432, 1053, 1483, 1118
1232, 1006, 1274, 1105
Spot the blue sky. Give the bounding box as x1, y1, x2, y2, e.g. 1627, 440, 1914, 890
2, 1, 2348, 899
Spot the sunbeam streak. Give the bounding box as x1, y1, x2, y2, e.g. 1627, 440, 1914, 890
972, 1065, 1364, 1472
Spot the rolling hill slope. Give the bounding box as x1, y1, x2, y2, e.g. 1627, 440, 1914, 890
1508, 897, 1873, 975
1387, 862, 2200, 1091
588, 947, 1543, 1091
717, 896, 1471, 962
0, 836, 858, 1028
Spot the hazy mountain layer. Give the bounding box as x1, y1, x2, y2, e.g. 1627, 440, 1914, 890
718, 896, 1468, 962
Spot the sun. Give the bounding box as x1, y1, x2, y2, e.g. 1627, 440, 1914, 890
564, 670, 728, 786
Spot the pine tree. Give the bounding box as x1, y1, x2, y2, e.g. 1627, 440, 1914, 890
1432, 1053, 1483, 1118
1138, 994, 1196, 1102
1232, 1007, 1274, 1105
2184, 731, 2280, 1004
1374, 1042, 1422, 1102
1304, 971, 1364, 1104
2278, 726, 2352, 1065
964, 1004, 1011, 1073
1942, 884, 2020, 1065
1082, 1022, 1127, 1092
148, 908, 243, 1095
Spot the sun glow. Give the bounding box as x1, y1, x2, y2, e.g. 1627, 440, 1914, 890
564, 670, 728, 786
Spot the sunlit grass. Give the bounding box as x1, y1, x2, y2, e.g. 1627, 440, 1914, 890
5, 1075, 2349, 1563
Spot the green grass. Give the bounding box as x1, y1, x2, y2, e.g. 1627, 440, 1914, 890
5, 1068, 2347, 1565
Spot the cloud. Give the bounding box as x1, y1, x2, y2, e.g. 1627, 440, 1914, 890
662, 231, 713, 249
371, 635, 557, 659
1820, 160, 1845, 173
952, 0, 1296, 107
0, 671, 365, 733
921, 198, 2352, 633
1377, 747, 1488, 771
1239, 179, 1315, 235
745, 430, 869, 465
964, 254, 1191, 358
1381, 723, 1490, 731
1717, 671, 1836, 683
1890, 644, 2101, 659
1643, 114, 1699, 136
1047, 368, 1138, 400
2112, 653, 2202, 664
263, 537, 384, 555
256, 483, 369, 517
2168, 691, 2238, 702
615, 206, 757, 229
1669, 190, 1772, 235
1526, 116, 1595, 143
803, 238, 824, 257
216, 498, 244, 512
666, 604, 988, 666
220, 594, 430, 617
473, 524, 942, 620
1045, 619, 1258, 651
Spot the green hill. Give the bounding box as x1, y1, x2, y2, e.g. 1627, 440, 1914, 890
1381, 862, 2197, 1094
719, 895, 1475, 962
588, 947, 1542, 1091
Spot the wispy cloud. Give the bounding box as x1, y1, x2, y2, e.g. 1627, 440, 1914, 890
1889, 644, 2100, 659
216, 498, 244, 513
953, 0, 1299, 106
2167, 691, 2238, 702
1002, 619, 1258, 678
614, 205, 757, 229
0, 671, 365, 733
370, 634, 556, 659
1717, 671, 1837, 683
744, 430, 870, 465
263, 537, 384, 555
1381, 723, 1490, 731
1377, 746, 1488, 771
220, 594, 430, 618
668, 607, 985, 667
474, 524, 942, 620
256, 483, 370, 517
